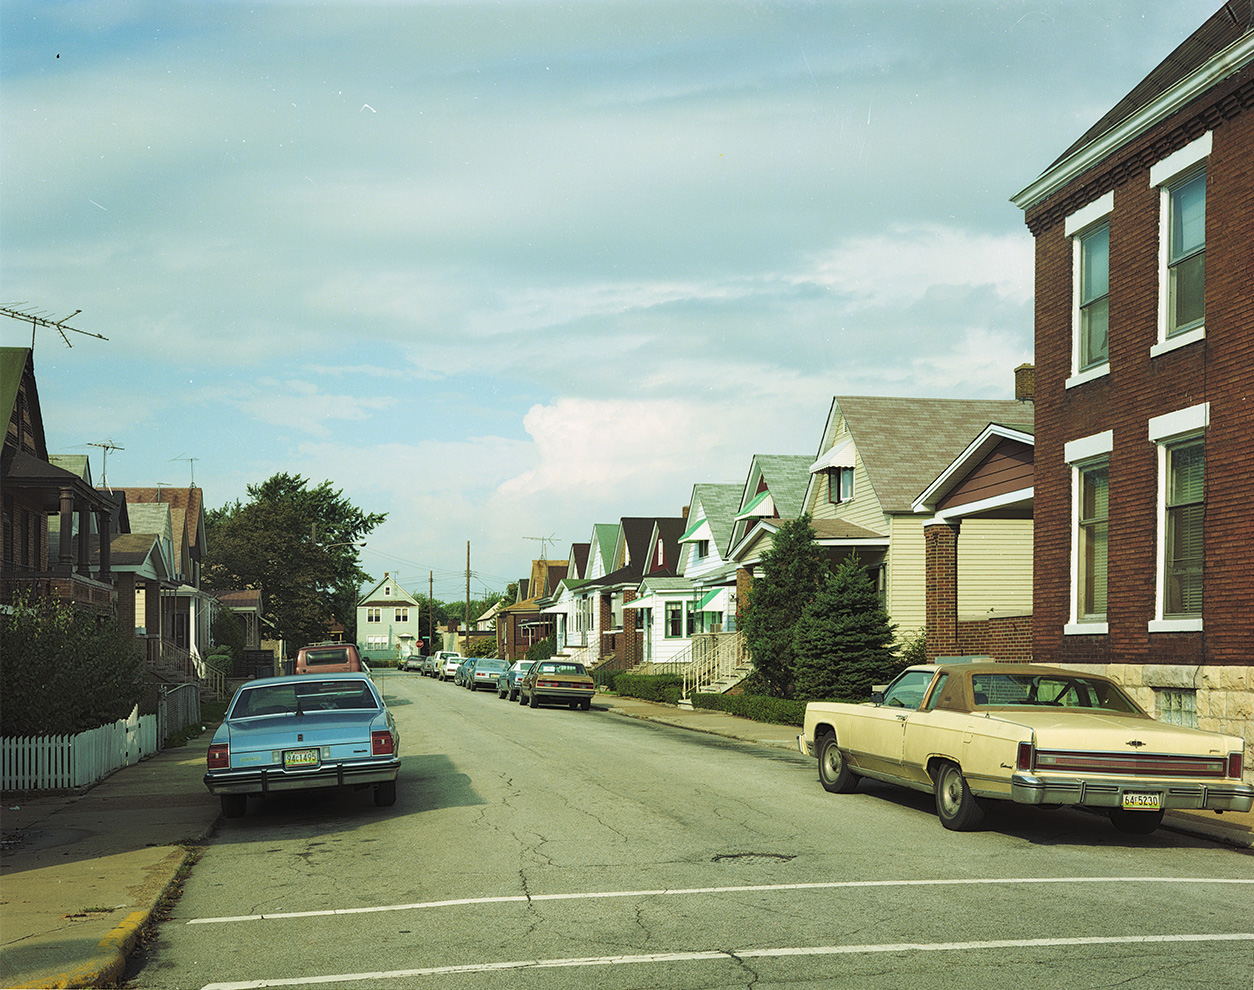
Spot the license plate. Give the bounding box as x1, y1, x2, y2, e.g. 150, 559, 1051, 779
1122, 792, 1161, 811
284, 748, 320, 769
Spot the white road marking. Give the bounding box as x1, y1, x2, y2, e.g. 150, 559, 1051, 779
187, 876, 1254, 925
200, 933, 1254, 990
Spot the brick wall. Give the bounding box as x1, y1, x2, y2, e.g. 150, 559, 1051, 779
924, 523, 959, 662
1026, 71, 1254, 671
957, 614, 1033, 661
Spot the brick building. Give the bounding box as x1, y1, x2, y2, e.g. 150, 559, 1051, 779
1012, 5, 1253, 757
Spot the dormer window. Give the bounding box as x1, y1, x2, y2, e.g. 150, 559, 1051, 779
828, 467, 854, 505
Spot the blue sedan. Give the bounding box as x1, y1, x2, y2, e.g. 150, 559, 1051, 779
203, 673, 400, 818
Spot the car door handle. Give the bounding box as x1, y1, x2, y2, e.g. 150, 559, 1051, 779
895, 714, 909, 722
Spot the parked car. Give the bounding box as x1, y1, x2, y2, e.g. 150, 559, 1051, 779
454, 658, 474, 686
518, 659, 595, 710
797, 662, 1253, 834
421, 655, 441, 677
468, 658, 508, 692
402, 654, 426, 672
203, 673, 400, 819
294, 642, 366, 675
497, 660, 535, 701
438, 652, 463, 681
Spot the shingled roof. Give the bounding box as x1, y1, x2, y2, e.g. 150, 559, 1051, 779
830, 396, 1035, 514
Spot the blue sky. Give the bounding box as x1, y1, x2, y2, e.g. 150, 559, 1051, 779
1, 1, 1218, 600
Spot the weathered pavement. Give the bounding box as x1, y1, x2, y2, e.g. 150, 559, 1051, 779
2, 693, 1249, 988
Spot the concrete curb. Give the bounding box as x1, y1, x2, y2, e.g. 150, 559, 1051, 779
15, 846, 200, 990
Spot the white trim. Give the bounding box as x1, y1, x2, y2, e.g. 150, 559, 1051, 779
1064, 430, 1114, 464
1064, 191, 1114, 236
1065, 363, 1110, 390
1011, 37, 1252, 210
1150, 325, 1205, 358
1149, 131, 1212, 187
1148, 403, 1209, 442
1064, 622, 1109, 636
1149, 618, 1204, 634
929, 487, 1034, 523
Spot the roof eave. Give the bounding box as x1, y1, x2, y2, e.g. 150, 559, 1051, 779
1012, 33, 1254, 212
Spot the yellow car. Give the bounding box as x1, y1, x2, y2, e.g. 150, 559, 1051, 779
519, 660, 595, 711
798, 662, 1252, 834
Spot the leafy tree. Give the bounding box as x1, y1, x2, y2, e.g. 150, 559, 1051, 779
793, 557, 901, 702
467, 635, 499, 659
525, 636, 556, 663
203, 473, 385, 650
0, 592, 146, 736
210, 608, 247, 674
739, 514, 829, 697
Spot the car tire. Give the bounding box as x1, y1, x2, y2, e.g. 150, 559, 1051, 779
934, 762, 986, 831
374, 780, 397, 807
1108, 808, 1164, 835
220, 794, 247, 819
817, 733, 859, 794
509, 690, 518, 702
528, 690, 539, 708
580, 698, 591, 711
468, 682, 476, 691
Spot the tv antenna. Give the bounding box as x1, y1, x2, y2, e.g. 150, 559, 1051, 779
86, 440, 124, 488
523, 534, 557, 560
1, 304, 107, 348
171, 454, 199, 486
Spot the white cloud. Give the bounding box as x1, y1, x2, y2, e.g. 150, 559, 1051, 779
800, 225, 1034, 308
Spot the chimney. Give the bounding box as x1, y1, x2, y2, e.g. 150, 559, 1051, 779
1014, 363, 1035, 401
682, 505, 690, 520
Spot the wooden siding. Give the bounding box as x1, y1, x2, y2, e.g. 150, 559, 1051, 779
937, 439, 1034, 511
956, 517, 1035, 614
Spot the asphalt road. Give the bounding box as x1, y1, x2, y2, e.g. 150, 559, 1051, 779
127, 670, 1254, 990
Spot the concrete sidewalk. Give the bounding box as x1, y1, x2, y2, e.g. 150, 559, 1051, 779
1, 745, 220, 989
1, 694, 1250, 989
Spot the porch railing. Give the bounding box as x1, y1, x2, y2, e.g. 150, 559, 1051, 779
681, 632, 749, 699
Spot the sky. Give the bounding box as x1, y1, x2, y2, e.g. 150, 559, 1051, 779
1, 0, 1221, 602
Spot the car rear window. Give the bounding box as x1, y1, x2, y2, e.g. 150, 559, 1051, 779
233, 680, 379, 717
305, 648, 351, 665
970, 673, 1143, 713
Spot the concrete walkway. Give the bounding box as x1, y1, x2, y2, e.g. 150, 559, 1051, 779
1, 693, 1249, 989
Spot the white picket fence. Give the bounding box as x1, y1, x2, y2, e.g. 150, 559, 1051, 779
1, 708, 158, 791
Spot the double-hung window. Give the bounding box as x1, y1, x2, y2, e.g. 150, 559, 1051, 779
1148, 403, 1207, 632
1163, 439, 1204, 618
1150, 132, 1209, 355
1166, 171, 1205, 336
1064, 192, 1113, 387
395, 607, 409, 622
1077, 224, 1110, 371
1078, 461, 1109, 623
664, 602, 684, 638
367, 607, 381, 623
1064, 431, 1112, 635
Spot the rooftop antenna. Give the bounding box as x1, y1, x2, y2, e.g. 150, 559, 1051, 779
86, 440, 124, 489
171, 455, 199, 486
523, 534, 557, 561
1, 304, 107, 348
154, 481, 173, 497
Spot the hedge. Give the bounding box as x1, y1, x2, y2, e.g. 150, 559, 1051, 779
690, 693, 808, 726
612, 673, 683, 704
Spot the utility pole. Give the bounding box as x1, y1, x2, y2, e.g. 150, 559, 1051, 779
429, 571, 434, 653
465, 541, 471, 655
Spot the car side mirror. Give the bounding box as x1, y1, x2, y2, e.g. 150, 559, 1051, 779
870, 691, 885, 705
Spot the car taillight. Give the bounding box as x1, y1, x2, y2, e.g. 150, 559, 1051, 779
1017, 741, 1034, 772
208, 743, 229, 770
372, 731, 394, 756
539, 679, 558, 688
1229, 752, 1244, 779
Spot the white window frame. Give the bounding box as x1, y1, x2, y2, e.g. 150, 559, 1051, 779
1150, 132, 1210, 358
1148, 403, 1208, 632
1065, 192, 1114, 389
1063, 431, 1113, 635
